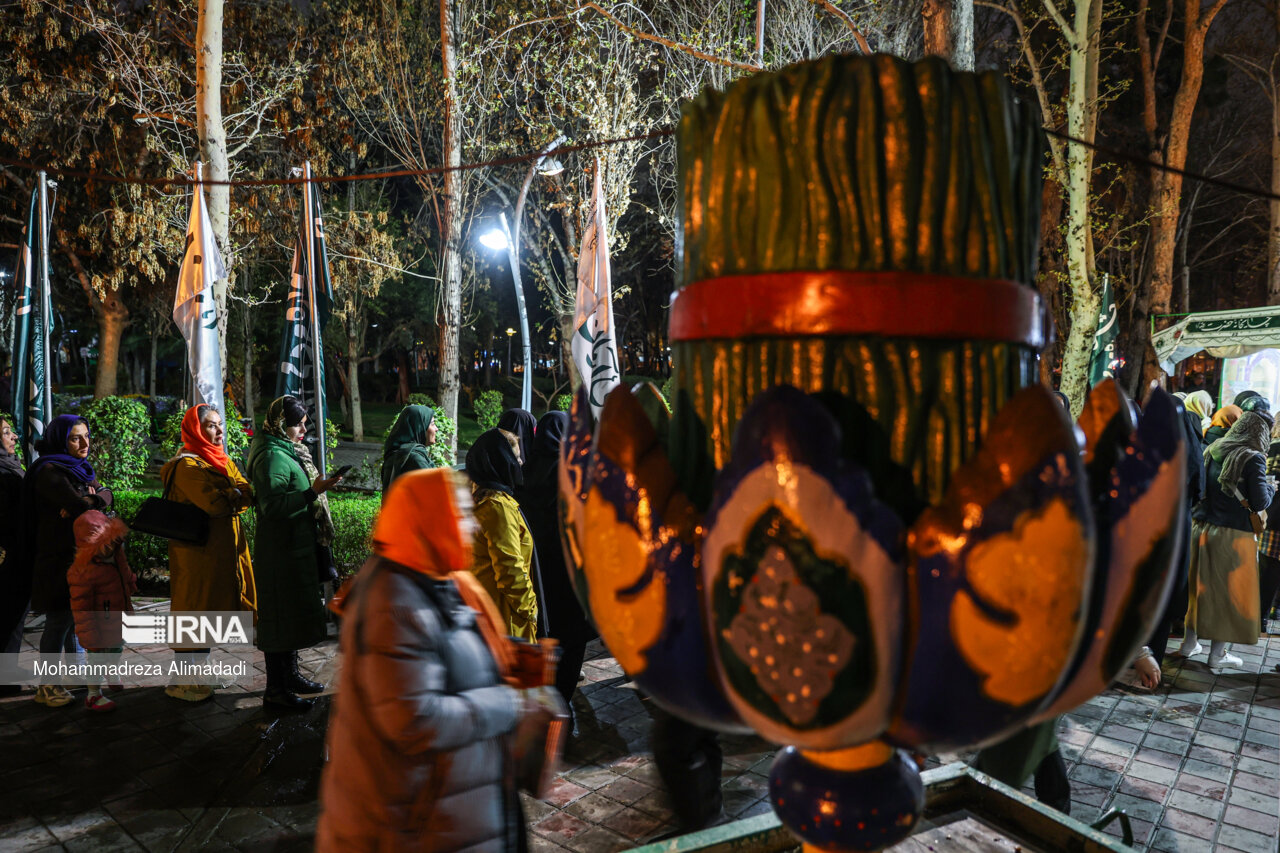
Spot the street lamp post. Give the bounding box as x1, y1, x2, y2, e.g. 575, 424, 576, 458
480, 136, 566, 413
505, 327, 516, 377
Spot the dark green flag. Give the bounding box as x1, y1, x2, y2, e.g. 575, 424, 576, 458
275, 178, 333, 468
1089, 274, 1118, 386
11, 184, 52, 464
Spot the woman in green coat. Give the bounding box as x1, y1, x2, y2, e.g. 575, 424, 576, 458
246, 396, 344, 712
380, 404, 437, 494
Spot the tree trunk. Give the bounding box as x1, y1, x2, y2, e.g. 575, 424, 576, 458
93, 298, 128, 399
437, 0, 463, 454
149, 327, 158, 398
241, 271, 255, 423
196, 0, 231, 380
241, 319, 253, 423
755, 0, 765, 67
923, 0, 974, 71
347, 329, 364, 442
1144, 0, 1231, 382
560, 315, 577, 391
57, 234, 129, 399
1055, 0, 1103, 416
395, 347, 411, 404
1270, 65, 1280, 303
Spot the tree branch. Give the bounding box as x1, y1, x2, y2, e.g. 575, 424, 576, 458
1198, 0, 1232, 32
802, 0, 873, 54
1039, 0, 1077, 41
573, 3, 762, 72
1153, 0, 1173, 74
977, 0, 1066, 175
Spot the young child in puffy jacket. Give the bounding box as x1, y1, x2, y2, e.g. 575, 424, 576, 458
68, 510, 136, 712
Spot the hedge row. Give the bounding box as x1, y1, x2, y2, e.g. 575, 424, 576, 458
114, 490, 381, 578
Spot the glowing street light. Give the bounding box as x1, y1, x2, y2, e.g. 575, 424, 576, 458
478, 229, 509, 251
479, 135, 567, 413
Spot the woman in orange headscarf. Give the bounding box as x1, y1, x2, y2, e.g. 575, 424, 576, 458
1204, 405, 1242, 446
160, 405, 256, 702
318, 469, 526, 852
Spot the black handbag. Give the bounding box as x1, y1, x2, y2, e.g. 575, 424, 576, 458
316, 542, 338, 584
130, 458, 210, 545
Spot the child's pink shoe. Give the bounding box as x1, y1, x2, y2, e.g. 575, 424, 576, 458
85, 693, 116, 713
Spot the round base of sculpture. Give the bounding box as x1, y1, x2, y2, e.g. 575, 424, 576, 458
769, 742, 924, 853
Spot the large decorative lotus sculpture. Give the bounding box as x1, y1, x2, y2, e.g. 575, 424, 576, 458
559, 54, 1185, 853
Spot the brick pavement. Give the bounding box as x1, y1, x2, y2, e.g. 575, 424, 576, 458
2, 612, 1277, 852
1044, 635, 1280, 853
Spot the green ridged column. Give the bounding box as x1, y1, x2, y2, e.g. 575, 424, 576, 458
670, 55, 1044, 517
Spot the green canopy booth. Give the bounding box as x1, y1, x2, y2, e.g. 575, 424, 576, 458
1153, 305, 1280, 406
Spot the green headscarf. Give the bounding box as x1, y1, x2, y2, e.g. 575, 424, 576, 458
262, 396, 335, 546
381, 404, 435, 493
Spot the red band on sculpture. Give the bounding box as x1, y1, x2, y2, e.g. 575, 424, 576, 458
668, 272, 1046, 348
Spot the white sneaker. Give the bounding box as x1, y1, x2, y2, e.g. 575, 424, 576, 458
1208, 651, 1243, 669
1178, 641, 1203, 657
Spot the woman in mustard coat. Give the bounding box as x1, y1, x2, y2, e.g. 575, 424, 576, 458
162, 405, 256, 702
465, 429, 536, 640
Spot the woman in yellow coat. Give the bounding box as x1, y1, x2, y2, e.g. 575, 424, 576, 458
161, 405, 256, 702
465, 429, 537, 640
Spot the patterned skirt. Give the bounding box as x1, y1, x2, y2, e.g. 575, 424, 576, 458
1186, 521, 1261, 645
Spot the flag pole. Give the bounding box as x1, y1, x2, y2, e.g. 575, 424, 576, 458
302, 162, 327, 476
36, 170, 52, 422
190, 162, 201, 408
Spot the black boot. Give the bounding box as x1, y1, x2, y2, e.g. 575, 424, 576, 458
262, 652, 314, 713
287, 651, 324, 695
1033, 749, 1072, 817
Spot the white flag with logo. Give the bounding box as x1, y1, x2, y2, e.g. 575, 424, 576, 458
571, 159, 621, 420
173, 164, 226, 414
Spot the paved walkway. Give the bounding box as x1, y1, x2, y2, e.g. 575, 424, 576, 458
1, 611, 1277, 852
1048, 637, 1280, 852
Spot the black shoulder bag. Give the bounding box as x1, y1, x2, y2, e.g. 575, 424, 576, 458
130, 458, 211, 545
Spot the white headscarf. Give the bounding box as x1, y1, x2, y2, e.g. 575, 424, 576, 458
1185, 390, 1214, 431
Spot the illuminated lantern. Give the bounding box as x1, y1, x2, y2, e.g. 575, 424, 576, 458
559, 53, 1185, 852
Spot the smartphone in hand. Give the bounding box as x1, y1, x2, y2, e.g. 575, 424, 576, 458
331, 464, 354, 478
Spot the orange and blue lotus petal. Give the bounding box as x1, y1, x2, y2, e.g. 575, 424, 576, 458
702, 386, 906, 749
889, 385, 1094, 752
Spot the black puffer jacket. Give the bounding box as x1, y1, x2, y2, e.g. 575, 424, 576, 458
0, 461, 27, 651
1181, 409, 1206, 506
317, 560, 521, 853
28, 465, 111, 612
516, 414, 596, 646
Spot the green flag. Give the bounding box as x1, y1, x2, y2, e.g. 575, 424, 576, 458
11, 182, 52, 464
1089, 274, 1118, 386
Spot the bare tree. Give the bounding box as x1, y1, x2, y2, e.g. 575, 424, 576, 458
77, 0, 308, 386
982, 0, 1119, 412
326, 188, 418, 441
1137, 0, 1234, 381
328, 0, 507, 449
473, 1, 677, 372
924, 0, 975, 69
196, 0, 230, 369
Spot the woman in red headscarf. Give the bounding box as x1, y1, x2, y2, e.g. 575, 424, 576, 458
160, 405, 257, 702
